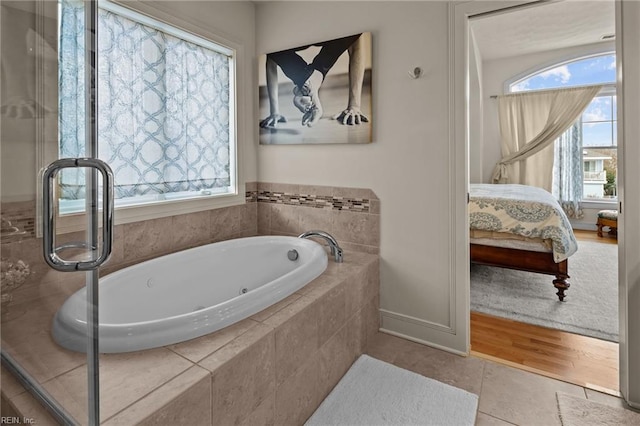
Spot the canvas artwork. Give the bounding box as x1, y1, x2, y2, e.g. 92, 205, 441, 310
258, 32, 372, 145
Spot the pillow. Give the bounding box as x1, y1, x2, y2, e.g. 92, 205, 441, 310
597, 210, 618, 220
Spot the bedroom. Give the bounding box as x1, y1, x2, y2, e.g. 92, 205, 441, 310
467, 0, 619, 391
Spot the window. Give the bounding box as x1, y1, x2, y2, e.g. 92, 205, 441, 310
581, 93, 617, 199
510, 54, 616, 92
510, 53, 617, 202
58, 0, 236, 215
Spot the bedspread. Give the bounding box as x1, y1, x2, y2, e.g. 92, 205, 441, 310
469, 184, 578, 262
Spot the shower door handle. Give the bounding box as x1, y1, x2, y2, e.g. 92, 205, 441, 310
42, 158, 114, 272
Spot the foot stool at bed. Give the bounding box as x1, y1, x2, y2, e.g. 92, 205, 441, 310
597, 210, 618, 237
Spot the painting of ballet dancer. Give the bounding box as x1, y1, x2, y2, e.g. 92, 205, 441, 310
258, 32, 372, 144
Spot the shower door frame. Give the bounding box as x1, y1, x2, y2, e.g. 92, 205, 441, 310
1, 0, 106, 424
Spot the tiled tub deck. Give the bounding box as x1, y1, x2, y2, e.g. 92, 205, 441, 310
1, 252, 379, 425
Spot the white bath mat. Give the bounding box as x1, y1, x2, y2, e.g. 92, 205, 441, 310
557, 392, 640, 426
305, 354, 478, 426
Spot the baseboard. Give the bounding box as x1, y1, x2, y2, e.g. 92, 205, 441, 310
571, 223, 598, 231
379, 310, 468, 355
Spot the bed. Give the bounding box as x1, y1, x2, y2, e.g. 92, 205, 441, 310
469, 184, 578, 301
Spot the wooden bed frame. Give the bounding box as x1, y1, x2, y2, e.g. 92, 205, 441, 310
470, 243, 570, 302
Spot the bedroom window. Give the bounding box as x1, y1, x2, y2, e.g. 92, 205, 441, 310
510, 53, 617, 202
58, 0, 236, 215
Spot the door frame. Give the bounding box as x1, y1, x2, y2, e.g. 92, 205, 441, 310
615, 0, 640, 409
450, 0, 639, 408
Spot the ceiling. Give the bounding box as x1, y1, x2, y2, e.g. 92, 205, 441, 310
470, 0, 615, 62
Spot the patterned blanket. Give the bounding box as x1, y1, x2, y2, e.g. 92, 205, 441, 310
469, 184, 578, 262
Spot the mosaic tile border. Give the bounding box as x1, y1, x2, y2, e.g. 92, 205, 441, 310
246, 190, 370, 213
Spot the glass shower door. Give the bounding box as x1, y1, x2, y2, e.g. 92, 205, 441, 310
1, 0, 109, 424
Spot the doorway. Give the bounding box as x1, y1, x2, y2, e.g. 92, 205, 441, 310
462, 0, 619, 393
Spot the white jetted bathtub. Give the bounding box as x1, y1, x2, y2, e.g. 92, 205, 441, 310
52, 236, 328, 353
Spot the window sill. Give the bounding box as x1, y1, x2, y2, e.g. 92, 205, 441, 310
581, 199, 618, 210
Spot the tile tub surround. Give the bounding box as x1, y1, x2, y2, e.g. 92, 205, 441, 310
1, 181, 379, 422
1, 180, 377, 273
1, 181, 376, 280
251, 182, 381, 255
0, 201, 258, 420
0, 201, 258, 288
2, 252, 380, 425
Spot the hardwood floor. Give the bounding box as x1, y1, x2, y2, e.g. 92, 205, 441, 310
470, 229, 619, 395
573, 228, 618, 245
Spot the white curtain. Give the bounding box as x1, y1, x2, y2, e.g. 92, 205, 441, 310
492, 86, 602, 192
59, 2, 231, 200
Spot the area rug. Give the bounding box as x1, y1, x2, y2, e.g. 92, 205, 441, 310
471, 240, 618, 341
557, 392, 640, 425
305, 355, 478, 426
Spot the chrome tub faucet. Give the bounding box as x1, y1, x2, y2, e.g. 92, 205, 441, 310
298, 230, 344, 263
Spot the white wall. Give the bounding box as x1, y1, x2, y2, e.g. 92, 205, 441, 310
256, 1, 463, 351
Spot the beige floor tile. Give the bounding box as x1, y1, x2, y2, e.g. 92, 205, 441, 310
475, 412, 518, 425
366, 331, 422, 363
366, 332, 485, 394
585, 388, 634, 410
479, 361, 586, 426
393, 346, 486, 395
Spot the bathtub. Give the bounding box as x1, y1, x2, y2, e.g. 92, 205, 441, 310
52, 236, 328, 353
